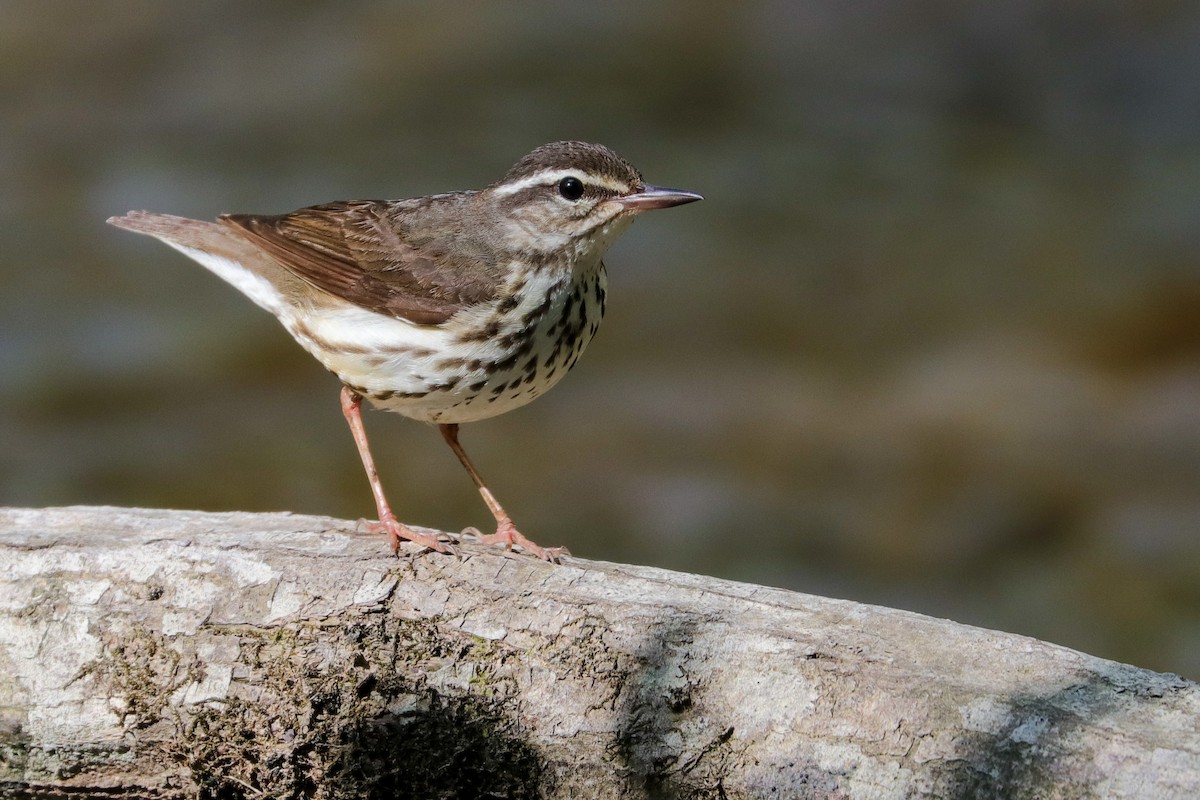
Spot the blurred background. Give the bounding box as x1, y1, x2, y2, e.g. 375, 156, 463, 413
2, 1, 1198, 678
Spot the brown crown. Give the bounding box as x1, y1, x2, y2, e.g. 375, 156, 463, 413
496, 141, 643, 188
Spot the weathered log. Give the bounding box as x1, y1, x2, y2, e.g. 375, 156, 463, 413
0, 506, 1196, 798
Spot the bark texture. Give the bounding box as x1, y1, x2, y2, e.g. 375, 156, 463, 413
0, 505, 1196, 799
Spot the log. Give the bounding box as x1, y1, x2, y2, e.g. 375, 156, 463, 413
0, 506, 1196, 799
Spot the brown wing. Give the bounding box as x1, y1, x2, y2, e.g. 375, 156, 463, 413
220, 199, 498, 325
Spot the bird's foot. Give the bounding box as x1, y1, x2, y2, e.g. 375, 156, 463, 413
361, 514, 453, 556
464, 521, 569, 562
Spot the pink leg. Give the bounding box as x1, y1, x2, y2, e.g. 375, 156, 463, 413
340, 386, 449, 555
438, 423, 568, 561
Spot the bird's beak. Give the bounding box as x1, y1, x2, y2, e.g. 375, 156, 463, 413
617, 184, 704, 212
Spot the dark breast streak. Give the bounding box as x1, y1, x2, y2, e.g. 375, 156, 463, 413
488, 268, 603, 399
356, 263, 606, 423
464, 266, 606, 415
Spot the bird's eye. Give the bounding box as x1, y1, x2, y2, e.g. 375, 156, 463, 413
558, 176, 584, 201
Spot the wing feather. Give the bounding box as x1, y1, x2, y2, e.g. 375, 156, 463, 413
221, 199, 499, 325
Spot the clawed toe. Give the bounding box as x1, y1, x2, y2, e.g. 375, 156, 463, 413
464, 522, 568, 562
361, 516, 452, 555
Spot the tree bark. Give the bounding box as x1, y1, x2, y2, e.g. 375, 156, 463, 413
0, 506, 1196, 799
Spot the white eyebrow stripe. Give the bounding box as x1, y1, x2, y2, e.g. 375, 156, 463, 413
492, 169, 630, 196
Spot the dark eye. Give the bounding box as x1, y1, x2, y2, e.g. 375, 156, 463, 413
558, 176, 584, 201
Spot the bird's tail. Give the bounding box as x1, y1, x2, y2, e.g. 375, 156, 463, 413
108, 211, 303, 318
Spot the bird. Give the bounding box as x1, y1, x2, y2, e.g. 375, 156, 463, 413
109, 140, 702, 560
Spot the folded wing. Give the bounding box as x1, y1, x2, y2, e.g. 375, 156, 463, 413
222, 199, 499, 325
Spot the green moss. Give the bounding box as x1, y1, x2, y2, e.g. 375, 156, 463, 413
82, 613, 545, 799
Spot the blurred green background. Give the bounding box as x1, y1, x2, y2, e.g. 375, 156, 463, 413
2, 2, 1198, 678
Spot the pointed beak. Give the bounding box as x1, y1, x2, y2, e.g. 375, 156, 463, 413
617, 184, 704, 212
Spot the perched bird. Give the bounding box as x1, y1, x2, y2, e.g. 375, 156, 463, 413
109, 141, 702, 560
